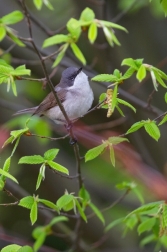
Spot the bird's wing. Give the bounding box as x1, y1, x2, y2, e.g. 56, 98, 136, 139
33, 88, 68, 115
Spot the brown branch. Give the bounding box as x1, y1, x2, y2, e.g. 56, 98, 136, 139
25, 132, 70, 141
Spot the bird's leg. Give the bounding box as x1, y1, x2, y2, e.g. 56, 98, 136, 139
64, 122, 77, 145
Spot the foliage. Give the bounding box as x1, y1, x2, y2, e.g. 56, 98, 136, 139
1, 1, 167, 252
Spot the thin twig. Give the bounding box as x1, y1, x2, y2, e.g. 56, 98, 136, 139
0, 44, 16, 56
25, 132, 70, 141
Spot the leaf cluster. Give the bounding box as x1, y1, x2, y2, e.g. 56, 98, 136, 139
42, 7, 127, 67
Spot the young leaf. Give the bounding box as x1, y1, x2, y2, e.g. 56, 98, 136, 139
89, 202, 105, 224
1, 11, 24, 25
137, 217, 156, 235
121, 58, 142, 70
70, 43, 86, 65
109, 145, 115, 167
48, 216, 68, 227
80, 7, 95, 22
75, 199, 87, 222
108, 136, 129, 145
1, 244, 21, 252
33, 232, 46, 252
158, 114, 167, 126
162, 204, 167, 227
33, 0, 43, 10
165, 92, 167, 103
153, 70, 167, 88
38, 199, 58, 211
19, 155, 44, 165
85, 143, 106, 162
117, 98, 136, 113
140, 234, 156, 247
52, 49, 65, 67
103, 27, 114, 47
19, 196, 34, 209
47, 160, 69, 175
125, 201, 164, 218
105, 218, 124, 232
0, 168, 18, 184
92, 74, 118, 82
150, 70, 158, 91
122, 67, 135, 80
88, 22, 97, 44
17, 246, 33, 252
100, 20, 128, 32
42, 34, 69, 48
30, 201, 38, 225
144, 121, 160, 141
67, 18, 81, 40
36, 164, 45, 190
43, 0, 54, 10
44, 149, 59, 161
126, 121, 145, 135
136, 65, 146, 82
133, 187, 144, 204
7, 31, 25, 47
0, 26, 6, 41
3, 157, 11, 172
111, 84, 118, 111
56, 194, 74, 210
161, 0, 167, 15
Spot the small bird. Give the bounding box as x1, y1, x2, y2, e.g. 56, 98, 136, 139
15, 67, 94, 124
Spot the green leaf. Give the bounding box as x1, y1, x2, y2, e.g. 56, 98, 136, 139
124, 215, 138, 230
158, 114, 167, 126
19, 196, 34, 209
109, 145, 115, 167
85, 143, 106, 162
2, 136, 14, 148
36, 164, 45, 190
133, 187, 144, 204
0, 26, 6, 41
33, 0, 43, 10
1, 11, 24, 25
88, 22, 97, 43
154, 70, 167, 88
11, 128, 29, 139
136, 65, 146, 82
52, 43, 68, 67
11, 65, 31, 76
80, 7, 95, 22
144, 120, 160, 141
75, 198, 87, 222
70, 43, 86, 65
0, 168, 18, 184
165, 92, 167, 103
43, 0, 54, 10
116, 181, 136, 190
47, 160, 69, 174
19, 155, 44, 164
79, 186, 90, 206
108, 136, 129, 145
67, 18, 81, 40
150, 69, 158, 91
140, 234, 156, 247
126, 121, 145, 134
137, 217, 156, 235
56, 194, 74, 210
162, 204, 167, 227
33, 232, 46, 252
100, 20, 128, 32
3, 157, 11, 172
125, 201, 164, 218
103, 27, 114, 47
44, 148, 59, 160
39, 199, 58, 211
121, 58, 143, 70
116, 104, 125, 116
17, 246, 33, 252
42, 34, 69, 48
1, 244, 21, 252
48, 216, 68, 227
122, 67, 135, 80
89, 202, 105, 224
7, 31, 25, 47
117, 98, 136, 113
105, 218, 124, 232
92, 74, 118, 82
111, 84, 118, 111
161, 0, 167, 15
30, 201, 38, 225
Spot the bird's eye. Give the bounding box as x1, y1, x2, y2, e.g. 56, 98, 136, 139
68, 75, 75, 81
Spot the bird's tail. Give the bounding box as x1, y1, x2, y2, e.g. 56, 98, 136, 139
14, 107, 38, 116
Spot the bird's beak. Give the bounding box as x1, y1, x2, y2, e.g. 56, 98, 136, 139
77, 67, 82, 75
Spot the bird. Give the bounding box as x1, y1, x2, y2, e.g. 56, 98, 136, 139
14, 67, 94, 124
